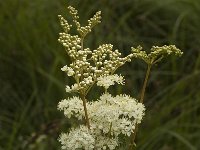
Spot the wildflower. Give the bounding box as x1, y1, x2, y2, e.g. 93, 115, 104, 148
97, 74, 124, 90
61, 65, 75, 76
58, 96, 84, 119
65, 84, 79, 93
58, 6, 139, 94
56, 4, 182, 150
88, 93, 145, 137
131, 45, 183, 64
58, 125, 95, 150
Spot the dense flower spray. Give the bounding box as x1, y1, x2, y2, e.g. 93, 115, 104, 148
57, 5, 183, 150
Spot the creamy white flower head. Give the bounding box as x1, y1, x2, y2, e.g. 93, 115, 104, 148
87, 93, 145, 137
58, 125, 95, 150
65, 83, 79, 93
57, 5, 151, 150
95, 135, 118, 150
61, 65, 68, 71
61, 65, 75, 76
67, 67, 74, 76
58, 92, 145, 148
97, 74, 125, 90
65, 85, 71, 93
58, 96, 84, 119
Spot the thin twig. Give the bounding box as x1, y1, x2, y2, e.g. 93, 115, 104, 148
80, 93, 90, 129
79, 37, 90, 129
129, 64, 151, 149
139, 64, 151, 103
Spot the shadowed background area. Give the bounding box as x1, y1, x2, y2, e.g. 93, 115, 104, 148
0, 0, 200, 149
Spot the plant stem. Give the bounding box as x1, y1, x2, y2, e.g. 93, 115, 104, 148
79, 37, 90, 129
108, 122, 112, 137
80, 93, 90, 129
129, 64, 151, 149
139, 64, 151, 103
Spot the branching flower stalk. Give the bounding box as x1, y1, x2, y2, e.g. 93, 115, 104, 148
80, 93, 90, 129
128, 64, 151, 149
140, 64, 151, 104
57, 5, 183, 150
129, 46, 183, 149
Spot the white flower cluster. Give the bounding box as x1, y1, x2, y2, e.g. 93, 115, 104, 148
58, 125, 95, 150
58, 15, 72, 33
65, 84, 79, 93
131, 45, 183, 64
65, 76, 93, 93
58, 93, 145, 149
58, 6, 137, 94
88, 94, 145, 137
57, 5, 146, 150
91, 44, 133, 75
58, 33, 82, 59
94, 135, 118, 150
61, 65, 75, 76
58, 96, 84, 119
149, 45, 183, 57
97, 74, 124, 90
58, 124, 119, 150
67, 6, 101, 38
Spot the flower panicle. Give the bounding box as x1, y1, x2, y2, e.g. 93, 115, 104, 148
131, 45, 183, 65
57, 5, 183, 150
58, 93, 145, 150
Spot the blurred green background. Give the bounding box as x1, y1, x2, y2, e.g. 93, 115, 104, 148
0, 0, 200, 149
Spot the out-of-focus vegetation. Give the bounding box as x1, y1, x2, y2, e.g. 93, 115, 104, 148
0, 0, 200, 149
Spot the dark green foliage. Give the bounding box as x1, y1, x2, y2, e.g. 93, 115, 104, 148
0, 0, 199, 149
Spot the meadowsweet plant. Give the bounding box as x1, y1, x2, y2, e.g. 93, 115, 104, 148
57, 6, 183, 150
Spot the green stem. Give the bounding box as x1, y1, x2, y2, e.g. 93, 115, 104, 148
129, 64, 151, 149
105, 88, 108, 94
139, 64, 151, 103
81, 37, 84, 51
79, 37, 90, 129
80, 93, 90, 129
